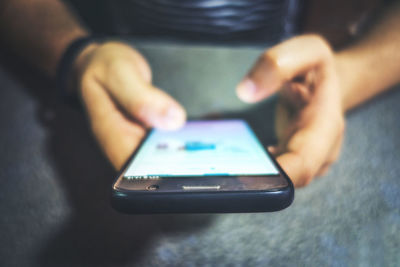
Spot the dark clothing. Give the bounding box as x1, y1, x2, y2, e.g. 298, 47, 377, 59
67, 0, 391, 47
68, 0, 302, 44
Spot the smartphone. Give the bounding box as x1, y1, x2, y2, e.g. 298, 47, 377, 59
111, 119, 294, 213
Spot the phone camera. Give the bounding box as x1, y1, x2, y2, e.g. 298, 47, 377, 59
147, 184, 159, 191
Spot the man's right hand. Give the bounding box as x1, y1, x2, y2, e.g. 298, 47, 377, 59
73, 42, 186, 170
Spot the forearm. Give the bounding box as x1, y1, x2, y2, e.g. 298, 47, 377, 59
335, 2, 400, 112
0, 0, 88, 77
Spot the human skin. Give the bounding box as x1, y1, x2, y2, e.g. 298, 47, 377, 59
0, 0, 186, 169
74, 42, 186, 168
236, 3, 400, 186
237, 35, 345, 187
1, 0, 399, 187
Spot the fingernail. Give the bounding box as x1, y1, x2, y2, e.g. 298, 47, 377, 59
268, 146, 277, 155
158, 106, 186, 130
236, 78, 258, 102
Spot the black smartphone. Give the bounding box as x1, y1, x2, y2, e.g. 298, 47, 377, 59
111, 119, 294, 213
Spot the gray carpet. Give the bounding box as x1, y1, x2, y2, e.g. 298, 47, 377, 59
0, 42, 399, 266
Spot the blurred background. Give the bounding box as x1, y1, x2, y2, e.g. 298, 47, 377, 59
0, 0, 399, 266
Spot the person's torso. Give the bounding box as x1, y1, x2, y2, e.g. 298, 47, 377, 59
68, 0, 386, 47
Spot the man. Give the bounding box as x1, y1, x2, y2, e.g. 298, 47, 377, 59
1, 0, 399, 186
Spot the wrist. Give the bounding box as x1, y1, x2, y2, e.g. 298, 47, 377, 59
56, 36, 99, 106
335, 41, 400, 113
334, 51, 354, 113
70, 42, 99, 95
334, 48, 369, 113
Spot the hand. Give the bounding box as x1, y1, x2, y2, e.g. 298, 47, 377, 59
73, 42, 186, 170
237, 35, 345, 187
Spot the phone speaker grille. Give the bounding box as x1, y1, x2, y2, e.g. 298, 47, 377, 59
182, 185, 221, 190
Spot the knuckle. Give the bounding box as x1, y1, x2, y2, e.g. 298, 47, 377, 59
262, 50, 277, 63
305, 34, 333, 61
259, 50, 283, 78
306, 34, 329, 48
261, 50, 281, 71
107, 58, 130, 75
103, 59, 135, 91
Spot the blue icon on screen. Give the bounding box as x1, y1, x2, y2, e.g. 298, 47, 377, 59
184, 141, 216, 151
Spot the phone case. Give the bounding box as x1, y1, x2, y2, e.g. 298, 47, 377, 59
111, 119, 294, 213
111, 183, 294, 213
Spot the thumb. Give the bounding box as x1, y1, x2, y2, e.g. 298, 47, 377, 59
236, 34, 333, 103
133, 86, 187, 130
100, 62, 186, 130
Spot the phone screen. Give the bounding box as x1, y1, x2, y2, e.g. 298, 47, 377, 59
123, 120, 279, 179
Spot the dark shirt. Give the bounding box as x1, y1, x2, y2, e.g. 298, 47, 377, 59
68, 0, 302, 44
